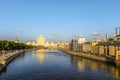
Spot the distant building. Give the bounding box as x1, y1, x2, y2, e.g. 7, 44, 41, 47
57, 42, 69, 50
114, 35, 120, 41
83, 42, 91, 53
14, 38, 19, 43
78, 37, 86, 44
32, 42, 37, 46
26, 34, 57, 48
37, 34, 46, 46
113, 27, 120, 41
26, 42, 32, 45
57, 42, 65, 49
70, 36, 86, 52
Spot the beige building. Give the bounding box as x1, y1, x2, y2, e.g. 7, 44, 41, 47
91, 42, 120, 56
26, 34, 57, 48
37, 34, 46, 46
83, 42, 91, 53
57, 42, 69, 50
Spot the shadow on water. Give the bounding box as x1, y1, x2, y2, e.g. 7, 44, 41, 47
0, 67, 7, 77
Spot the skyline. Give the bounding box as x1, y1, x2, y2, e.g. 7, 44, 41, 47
0, 0, 120, 42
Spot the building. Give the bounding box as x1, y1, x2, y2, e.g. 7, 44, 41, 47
78, 36, 86, 44
26, 42, 32, 45
114, 35, 120, 41
26, 34, 57, 48
70, 36, 86, 52
113, 27, 120, 41
57, 42, 65, 49
69, 39, 79, 52
91, 42, 120, 56
14, 38, 19, 43
37, 34, 46, 46
83, 42, 91, 53
57, 42, 69, 50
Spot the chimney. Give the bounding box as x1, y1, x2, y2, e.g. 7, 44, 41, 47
116, 27, 119, 36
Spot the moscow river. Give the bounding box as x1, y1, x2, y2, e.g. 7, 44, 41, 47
0, 49, 120, 80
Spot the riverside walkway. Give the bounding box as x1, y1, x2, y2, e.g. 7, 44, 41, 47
0, 50, 24, 71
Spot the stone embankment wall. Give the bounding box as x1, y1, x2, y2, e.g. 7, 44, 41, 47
60, 49, 115, 64
0, 51, 24, 72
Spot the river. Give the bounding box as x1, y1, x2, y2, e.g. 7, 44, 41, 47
0, 49, 120, 80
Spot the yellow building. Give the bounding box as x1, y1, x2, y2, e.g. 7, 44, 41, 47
91, 42, 120, 57
91, 41, 99, 54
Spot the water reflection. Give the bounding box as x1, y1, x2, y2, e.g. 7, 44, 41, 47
0, 50, 120, 80
35, 49, 48, 64
71, 56, 120, 79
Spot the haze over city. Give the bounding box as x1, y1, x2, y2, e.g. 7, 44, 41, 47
0, 0, 120, 42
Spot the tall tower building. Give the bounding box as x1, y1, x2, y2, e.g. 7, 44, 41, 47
116, 27, 119, 36
105, 33, 109, 42
37, 34, 46, 46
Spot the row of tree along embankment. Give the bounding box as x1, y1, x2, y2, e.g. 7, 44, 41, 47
59, 49, 115, 64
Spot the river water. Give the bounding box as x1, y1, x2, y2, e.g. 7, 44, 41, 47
0, 49, 120, 80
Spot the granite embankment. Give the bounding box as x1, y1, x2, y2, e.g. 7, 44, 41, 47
60, 49, 115, 64
0, 50, 25, 72
0, 48, 46, 72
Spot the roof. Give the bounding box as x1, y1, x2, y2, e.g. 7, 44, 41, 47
97, 41, 120, 46
114, 35, 120, 37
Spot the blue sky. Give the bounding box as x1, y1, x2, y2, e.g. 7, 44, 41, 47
0, 0, 120, 42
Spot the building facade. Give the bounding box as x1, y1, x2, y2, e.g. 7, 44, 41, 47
26, 34, 57, 48
83, 42, 91, 53
70, 37, 86, 52
91, 42, 120, 56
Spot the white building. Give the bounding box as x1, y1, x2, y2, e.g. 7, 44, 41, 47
78, 37, 86, 44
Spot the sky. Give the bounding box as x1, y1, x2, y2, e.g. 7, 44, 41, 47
0, 0, 120, 42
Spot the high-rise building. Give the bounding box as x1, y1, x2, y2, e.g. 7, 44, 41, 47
37, 34, 46, 46
26, 33, 57, 48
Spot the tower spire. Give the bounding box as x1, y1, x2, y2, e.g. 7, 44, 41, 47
116, 26, 119, 36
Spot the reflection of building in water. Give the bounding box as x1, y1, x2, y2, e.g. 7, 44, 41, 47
36, 49, 48, 64
71, 56, 85, 71
77, 60, 85, 71
71, 56, 120, 79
